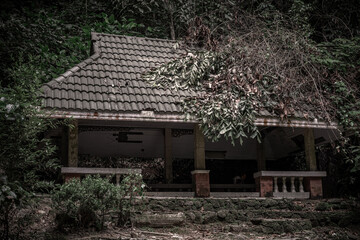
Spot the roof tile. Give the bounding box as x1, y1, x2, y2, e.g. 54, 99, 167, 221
42, 33, 206, 115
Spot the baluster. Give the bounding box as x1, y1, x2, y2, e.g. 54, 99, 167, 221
299, 177, 304, 192
116, 174, 120, 186
274, 177, 278, 193
282, 177, 287, 192
291, 177, 296, 192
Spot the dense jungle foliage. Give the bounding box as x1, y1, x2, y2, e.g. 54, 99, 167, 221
0, 0, 359, 213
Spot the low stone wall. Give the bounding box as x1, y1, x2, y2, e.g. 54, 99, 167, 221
140, 198, 358, 212
130, 198, 360, 232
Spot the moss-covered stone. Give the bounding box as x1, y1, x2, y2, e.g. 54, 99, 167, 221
203, 202, 214, 211
203, 212, 217, 224
315, 202, 331, 211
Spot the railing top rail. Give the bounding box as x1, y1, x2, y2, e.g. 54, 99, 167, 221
253, 171, 326, 178
61, 167, 142, 175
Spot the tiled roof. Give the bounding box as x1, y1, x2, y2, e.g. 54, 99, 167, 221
42, 32, 196, 114
41, 32, 325, 124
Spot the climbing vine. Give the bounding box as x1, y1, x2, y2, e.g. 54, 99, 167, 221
145, 11, 347, 145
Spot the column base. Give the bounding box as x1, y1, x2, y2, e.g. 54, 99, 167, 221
191, 170, 210, 198
255, 176, 273, 197
304, 177, 323, 199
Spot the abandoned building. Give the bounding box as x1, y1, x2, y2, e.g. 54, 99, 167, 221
41, 32, 340, 198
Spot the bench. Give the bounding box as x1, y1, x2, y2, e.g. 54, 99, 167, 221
253, 171, 327, 198
61, 167, 142, 185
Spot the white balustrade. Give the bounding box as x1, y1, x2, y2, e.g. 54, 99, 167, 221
254, 171, 327, 199
273, 176, 304, 193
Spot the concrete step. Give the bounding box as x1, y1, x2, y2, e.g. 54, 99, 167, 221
180, 209, 358, 226
230, 218, 312, 234
129, 198, 360, 229
140, 197, 358, 213
127, 209, 360, 230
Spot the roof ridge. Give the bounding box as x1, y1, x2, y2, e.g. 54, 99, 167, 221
91, 32, 179, 43
44, 53, 101, 88
44, 33, 105, 88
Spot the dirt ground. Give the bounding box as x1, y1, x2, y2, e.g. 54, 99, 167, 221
49, 223, 360, 240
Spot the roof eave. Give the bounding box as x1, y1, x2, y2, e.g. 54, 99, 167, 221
43, 109, 339, 129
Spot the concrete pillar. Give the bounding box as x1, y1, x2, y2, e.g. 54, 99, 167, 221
164, 128, 173, 183
304, 177, 323, 198
193, 125, 209, 197
68, 119, 78, 167
61, 125, 68, 166
194, 125, 206, 170
191, 170, 210, 197
255, 176, 273, 197
257, 138, 266, 171
304, 128, 317, 171
304, 128, 323, 198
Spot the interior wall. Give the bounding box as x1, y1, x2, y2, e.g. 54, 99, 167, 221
78, 125, 340, 160
79, 128, 165, 158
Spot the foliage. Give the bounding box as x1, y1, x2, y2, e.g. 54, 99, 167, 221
0, 57, 62, 193
52, 174, 145, 231
0, 1, 147, 87
0, 176, 18, 239
0, 176, 34, 240
145, 10, 337, 144
0, 56, 62, 239
316, 38, 360, 173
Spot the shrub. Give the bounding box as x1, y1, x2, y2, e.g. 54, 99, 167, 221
52, 174, 145, 231
0, 176, 17, 239
0, 175, 34, 240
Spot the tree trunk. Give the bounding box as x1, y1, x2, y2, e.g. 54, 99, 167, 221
163, 0, 176, 40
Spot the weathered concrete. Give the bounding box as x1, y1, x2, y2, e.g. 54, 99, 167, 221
194, 125, 205, 170
305, 177, 324, 198
134, 197, 360, 232
131, 212, 186, 227
273, 192, 310, 199
304, 128, 317, 171
164, 128, 173, 183
255, 176, 273, 197
68, 119, 78, 167
192, 170, 210, 197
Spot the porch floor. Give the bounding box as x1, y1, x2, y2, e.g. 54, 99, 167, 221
145, 191, 259, 198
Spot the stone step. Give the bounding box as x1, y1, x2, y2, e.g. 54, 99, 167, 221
131, 212, 186, 228
129, 212, 313, 233
230, 218, 312, 234
179, 209, 358, 226
127, 209, 360, 229
140, 198, 358, 213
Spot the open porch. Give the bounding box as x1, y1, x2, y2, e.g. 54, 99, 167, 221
55, 117, 337, 199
